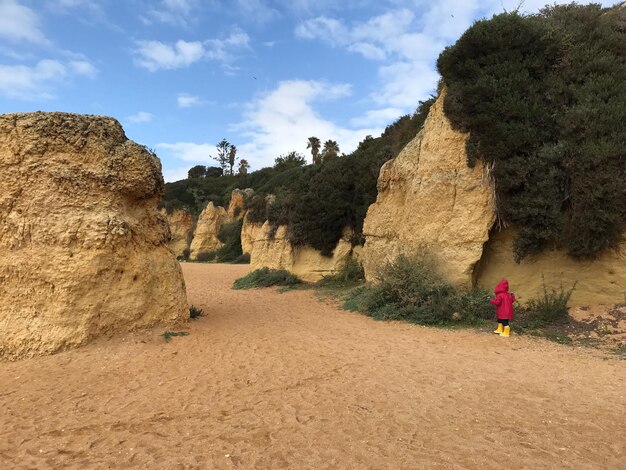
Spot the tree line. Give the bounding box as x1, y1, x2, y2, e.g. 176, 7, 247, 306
187, 137, 341, 179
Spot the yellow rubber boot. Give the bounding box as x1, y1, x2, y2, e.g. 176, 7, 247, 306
493, 323, 503, 335
501, 326, 511, 337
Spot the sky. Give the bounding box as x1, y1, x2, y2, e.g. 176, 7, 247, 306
0, 0, 617, 182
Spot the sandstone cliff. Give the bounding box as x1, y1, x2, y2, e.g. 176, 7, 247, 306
161, 208, 194, 258
362, 92, 496, 288
475, 229, 626, 305
189, 202, 228, 260
243, 218, 359, 282
362, 91, 625, 305
0, 112, 188, 359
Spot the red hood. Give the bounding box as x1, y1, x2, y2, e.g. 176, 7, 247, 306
495, 279, 509, 294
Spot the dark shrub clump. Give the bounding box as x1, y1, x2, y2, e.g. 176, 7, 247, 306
437, 4, 626, 261
233, 268, 302, 289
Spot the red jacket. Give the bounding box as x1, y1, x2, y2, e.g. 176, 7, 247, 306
490, 279, 515, 320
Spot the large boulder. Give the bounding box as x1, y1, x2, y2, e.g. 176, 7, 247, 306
362, 92, 496, 288
189, 202, 228, 260
0, 112, 188, 359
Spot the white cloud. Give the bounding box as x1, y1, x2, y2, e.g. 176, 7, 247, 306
134, 29, 250, 71
232, 79, 380, 168
235, 0, 280, 23
141, 0, 199, 27
350, 107, 405, 127
163, 166, 192, 183
157, 80, 380, 171
156, 142, 215, 162
69, 60, 97, 77
48, 0, 104, 16
204, 29, 250, 61
134, 39, 204, 71
177, 93, 202, 107
0, 0, 50, 45
126, 111, 154, 124
0, 58, 96, 100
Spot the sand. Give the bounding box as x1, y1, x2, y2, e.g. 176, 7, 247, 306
1, 263, 624, 469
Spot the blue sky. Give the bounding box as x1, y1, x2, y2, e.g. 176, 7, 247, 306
0, 0, 617, 181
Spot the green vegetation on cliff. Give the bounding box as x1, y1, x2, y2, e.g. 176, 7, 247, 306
161, 100, 434, 255
245, 100, 434, 255
437, 3, 626, 261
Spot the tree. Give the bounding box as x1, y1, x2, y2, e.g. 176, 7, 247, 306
205, 166, 223, 178
228, 145, 238, 176
187, 165, 206, 179
321, 140, 340, 162
212, 138, 231, 174
238, 159, 250, 175
274, 151, 306, 172
307, 136, 321, 165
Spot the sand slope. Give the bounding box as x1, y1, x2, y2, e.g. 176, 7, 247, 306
1, 263, 624, 469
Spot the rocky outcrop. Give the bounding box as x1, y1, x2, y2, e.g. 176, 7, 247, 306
241, 212, 265, 256
0, 112, 188, 359
161, 208, 194, 258
189, 202, 228, 260
228, 188, 253, 221
362, 92, 496, 288
475, 228, 626, 305
361, 91, 625, 305
243, 219, 359, 282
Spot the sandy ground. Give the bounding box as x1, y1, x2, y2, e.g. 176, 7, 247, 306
1, 263, 624, 470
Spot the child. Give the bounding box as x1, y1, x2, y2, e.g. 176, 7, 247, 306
489, 279, 515, 337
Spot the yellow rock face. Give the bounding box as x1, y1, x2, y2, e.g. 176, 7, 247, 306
475, 228, 626, 306
243, 219, 357, 282
362, 92, 496, 288
0, 112, 188, 359
227, 188, 252, 221
189, 202, 228, 260
362, 91, 625, 305
161, 208, 194, 257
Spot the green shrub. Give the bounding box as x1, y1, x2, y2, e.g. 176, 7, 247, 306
344, 255, 458, 325
437, 4, 626, 261
215, 220, 243, 262
518, 282, 575, 329
233, 268, 302, 289
233, 253, 250, 264
189, 306, 204, 319
454, 288, 495, 323
195, 251, 216, 262
161, 331, 189, 342
318, 258, 365, 288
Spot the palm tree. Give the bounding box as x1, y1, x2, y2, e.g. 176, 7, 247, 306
321, 139, 339, 162
307, 136, 321, 165
238, 159, 250, 176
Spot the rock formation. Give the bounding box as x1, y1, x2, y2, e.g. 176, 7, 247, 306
362, 91, 625, 305
0, 112, 188, 359
242, 218, 359, 282
189, 202, 228, 260
475, 228, 626, 305
160, 208, 194, 258
362, 92, 496, 288
227, 188, 253, 221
